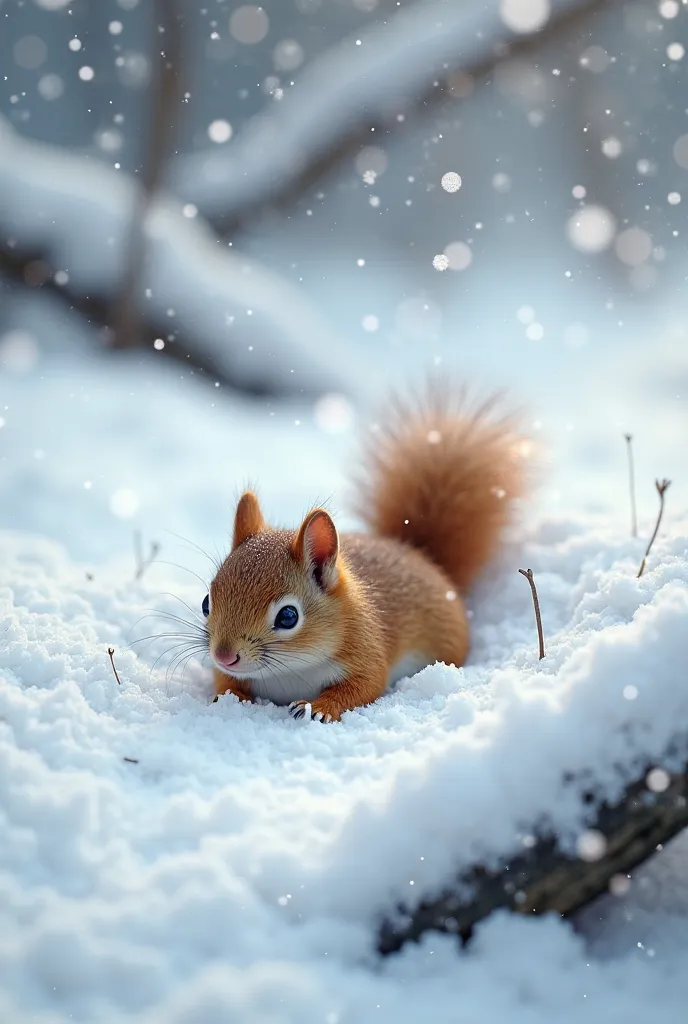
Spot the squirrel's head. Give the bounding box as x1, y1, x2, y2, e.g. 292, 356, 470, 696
204, 492, 343, 679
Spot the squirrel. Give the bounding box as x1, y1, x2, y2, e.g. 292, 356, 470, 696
205, 383, 526, 722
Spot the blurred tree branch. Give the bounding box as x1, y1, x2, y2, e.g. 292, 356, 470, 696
111, 0, 185, 350
169, 0, 621, 235
0, 0, 621, 396
0, 246, 275, 396
378, 745, 688, 955
0, 120, 350, 398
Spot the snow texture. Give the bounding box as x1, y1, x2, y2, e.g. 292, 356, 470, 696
0, 117, 350, 397
2, 347, 688, 1023
171, 0, 597, 218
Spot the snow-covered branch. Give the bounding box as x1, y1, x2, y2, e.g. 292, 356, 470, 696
170, 0, 617, 229
379, 743, 688, 955
0, 118, 350, 396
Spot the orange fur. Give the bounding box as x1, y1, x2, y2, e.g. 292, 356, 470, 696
207, 381, 527, 722
232, 491, 265, 549
352, 381, 525, 593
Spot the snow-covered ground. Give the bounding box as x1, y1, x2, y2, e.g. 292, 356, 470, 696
2, 312, 688, 1023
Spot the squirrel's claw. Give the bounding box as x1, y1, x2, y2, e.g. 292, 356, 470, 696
289, 701, 334, 724
288, 700, 312, 721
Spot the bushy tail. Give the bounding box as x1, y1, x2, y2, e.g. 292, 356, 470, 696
351, 382, 528, 592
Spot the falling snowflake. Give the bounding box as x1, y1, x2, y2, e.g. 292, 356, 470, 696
110, 489, 140, 519
646, 768, 671, 793
517, 305, 535, 324
208, 120, 232, 143
229, 5, 270, 44
614, 227, 652, 267
499, 0, 550, 34
576, 830, 607, 862
444, 241, 472, 270
566, 204, 616, 252
314, 394, 354, 434
601, 136, 622, 159
441, 172, 462, 193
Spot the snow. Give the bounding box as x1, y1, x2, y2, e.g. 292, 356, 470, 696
0, 117, 351, 398
2, 343, 688, 1022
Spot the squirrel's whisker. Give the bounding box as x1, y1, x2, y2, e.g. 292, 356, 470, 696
159, 529, 224, 573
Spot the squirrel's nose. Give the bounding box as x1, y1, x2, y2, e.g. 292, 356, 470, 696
214, 648, 240, 669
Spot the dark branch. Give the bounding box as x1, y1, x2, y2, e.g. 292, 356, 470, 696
378, 750, 688, 955
637, 479, 671, 578
107, 647, 122, 686
518, 568, 545, 659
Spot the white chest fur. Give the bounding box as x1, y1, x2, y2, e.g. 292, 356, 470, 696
246, 656, 345, 706
243, 650, 430, 706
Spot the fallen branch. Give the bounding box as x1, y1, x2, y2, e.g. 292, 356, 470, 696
624, 434, 638, 539
518, 568, 545, 660
378, 748, 688, 955
107, 647, 122, 686
637, 479, 671, 579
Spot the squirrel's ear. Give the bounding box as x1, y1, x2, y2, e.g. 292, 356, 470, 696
232, 491, 265, 549
292, 509, 339, 590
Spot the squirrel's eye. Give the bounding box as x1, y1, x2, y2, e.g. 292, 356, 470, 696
202, 594, 210, 618
274, 604, 299, 630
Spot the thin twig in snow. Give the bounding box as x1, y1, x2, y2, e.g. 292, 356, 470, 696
134, 530, 161, 581
624, 434, 638, 538
518, 568, 545, 660
107, 647, 122, 686
637, 479, 671, 578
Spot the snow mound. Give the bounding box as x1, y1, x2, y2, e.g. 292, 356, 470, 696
2, 515, 688, 1022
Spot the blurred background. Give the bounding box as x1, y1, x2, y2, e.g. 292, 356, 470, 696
1, 0, 687, 568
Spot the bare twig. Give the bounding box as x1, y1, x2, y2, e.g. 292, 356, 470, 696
107, 647, 122, 686
134, 531, 161, 581
637, 479, 671, 578
111, 0, 185, 349
378, 745, 688, 954
624, 434, 638, 538
518, 568, 545, 660
134, 529, 144, 574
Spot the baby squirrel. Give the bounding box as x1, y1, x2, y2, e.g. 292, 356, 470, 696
205, 384, 525, 722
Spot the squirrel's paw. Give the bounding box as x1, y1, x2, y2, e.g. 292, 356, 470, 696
288, 700, 336, 723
